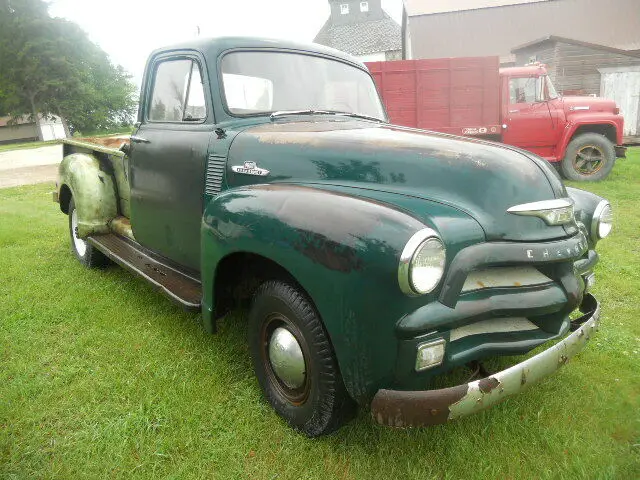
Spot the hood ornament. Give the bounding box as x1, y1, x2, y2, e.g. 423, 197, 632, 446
507, 198, 574, 226
231, 161, 270, 176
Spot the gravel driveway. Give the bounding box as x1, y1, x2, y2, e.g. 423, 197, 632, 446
0, 144, 62, 188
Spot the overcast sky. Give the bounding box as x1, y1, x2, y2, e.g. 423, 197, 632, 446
48, 0, 404, 86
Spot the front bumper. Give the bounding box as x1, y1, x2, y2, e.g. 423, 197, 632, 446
371, 293, 600, 427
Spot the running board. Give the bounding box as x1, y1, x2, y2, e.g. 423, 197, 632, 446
88, 233, 201, 310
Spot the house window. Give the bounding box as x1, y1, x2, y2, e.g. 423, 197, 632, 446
360, 1, 369, 12
340, 4, 349, 14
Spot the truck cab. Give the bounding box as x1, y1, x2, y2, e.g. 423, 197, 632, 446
55, 37, 612, 436
499, 64, 625, 180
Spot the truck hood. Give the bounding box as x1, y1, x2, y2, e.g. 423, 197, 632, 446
562, 96, 617, 114
226, 118, 571, 241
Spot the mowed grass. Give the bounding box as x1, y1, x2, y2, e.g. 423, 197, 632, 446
1, 151, 639, 479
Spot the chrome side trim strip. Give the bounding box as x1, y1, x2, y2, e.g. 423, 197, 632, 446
507, 198, 574, 213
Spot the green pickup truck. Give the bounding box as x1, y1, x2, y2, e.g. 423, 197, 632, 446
54, 37, 612, 437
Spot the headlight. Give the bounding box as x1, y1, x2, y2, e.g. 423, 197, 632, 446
399, 229, 446, 295
591, 201, 613, 240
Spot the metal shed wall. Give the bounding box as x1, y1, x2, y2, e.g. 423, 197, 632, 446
405, 0, 640, 61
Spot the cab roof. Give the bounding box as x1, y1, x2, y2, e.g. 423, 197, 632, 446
149, 36, 365, 69
500, 65, 548, 76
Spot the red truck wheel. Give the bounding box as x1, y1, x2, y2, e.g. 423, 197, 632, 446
561, 133, 616, 182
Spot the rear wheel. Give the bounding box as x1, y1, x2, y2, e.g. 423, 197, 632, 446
68, 198, 109, 268
248, 280, 354, 437
561, 133, 615, 181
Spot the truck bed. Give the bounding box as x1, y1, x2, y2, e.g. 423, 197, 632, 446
61, 135, 132, 217
62, 135, 130, 154
367, 57, 501, 137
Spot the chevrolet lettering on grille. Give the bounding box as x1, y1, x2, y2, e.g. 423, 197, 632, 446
525, 233, 587, 260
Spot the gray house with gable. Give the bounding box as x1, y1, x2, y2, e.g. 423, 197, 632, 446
314, 0, 401, 62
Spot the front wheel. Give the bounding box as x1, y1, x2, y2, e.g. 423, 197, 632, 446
248, 280, 354, 436
68, 198, 109, 268
561, 133, 616, 181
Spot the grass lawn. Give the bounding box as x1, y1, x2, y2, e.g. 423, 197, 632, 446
1, 150, 639, 479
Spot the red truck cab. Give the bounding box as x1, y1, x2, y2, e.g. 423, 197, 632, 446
500, 64, 625, 180
368, 59, 626, 181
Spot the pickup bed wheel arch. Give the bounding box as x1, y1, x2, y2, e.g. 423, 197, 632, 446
57, 153, 118, 237
68, 198, 110, 268
59, 184, 72, 214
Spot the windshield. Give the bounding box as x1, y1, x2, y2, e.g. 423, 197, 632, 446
221, 51, 386, 120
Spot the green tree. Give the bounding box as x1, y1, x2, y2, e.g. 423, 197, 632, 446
0, 0, 137, 138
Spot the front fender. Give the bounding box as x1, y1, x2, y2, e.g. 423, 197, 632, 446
566, 186, 607, 247
559, 115, 623, 153
58, 153, 118, 237
200, 183, 430, 402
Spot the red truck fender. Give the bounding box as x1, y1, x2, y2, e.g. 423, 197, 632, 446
557, 116, 623, 159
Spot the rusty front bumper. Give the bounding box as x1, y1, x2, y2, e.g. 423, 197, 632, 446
371, 294, 600, 427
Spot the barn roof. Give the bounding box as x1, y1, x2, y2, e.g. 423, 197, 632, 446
512, 35, 640, 57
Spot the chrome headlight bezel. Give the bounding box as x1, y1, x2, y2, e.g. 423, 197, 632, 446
398, 228, 446, 296
591, 200, 613, 240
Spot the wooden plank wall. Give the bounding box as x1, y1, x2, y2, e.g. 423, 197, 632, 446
515, 41, 640, 95
515, 44, 557, 79
554, 42, 640, 95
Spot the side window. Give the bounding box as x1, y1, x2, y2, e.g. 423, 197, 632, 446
509, 77, 542, 104
184, 63, 206, 121
148, 59, 207, 122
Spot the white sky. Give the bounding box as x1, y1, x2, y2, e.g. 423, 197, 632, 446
48, 0, 404, 86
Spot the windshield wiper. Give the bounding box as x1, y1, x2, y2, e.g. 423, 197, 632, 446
324, 111, 385, 123
270, 109, 384, 123
270, 110, 337, 120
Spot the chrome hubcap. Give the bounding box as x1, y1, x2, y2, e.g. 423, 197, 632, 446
71, 209, 87, 257
268, 327, 306, 389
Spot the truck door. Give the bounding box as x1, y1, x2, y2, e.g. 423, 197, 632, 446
502, 75, 556, 158
129, 54, 212, 272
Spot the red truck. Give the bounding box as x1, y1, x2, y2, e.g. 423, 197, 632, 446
367, 58, 626, 181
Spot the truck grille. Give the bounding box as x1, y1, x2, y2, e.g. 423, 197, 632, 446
205, 155, 226, 196
461, 266, 552, 293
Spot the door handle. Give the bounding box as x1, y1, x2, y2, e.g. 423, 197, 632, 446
508, 109, 519, 113
130, 135, 151, 144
